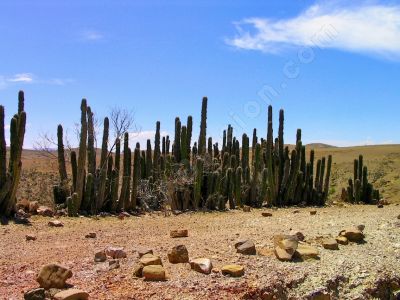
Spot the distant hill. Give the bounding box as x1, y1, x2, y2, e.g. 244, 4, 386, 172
306, 143, 337, 148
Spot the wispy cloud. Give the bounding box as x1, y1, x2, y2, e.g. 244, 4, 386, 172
129, 130, 169, 148
227, 2, 400, 59
81, 30, 104, 41
0, 73, 74, 90
309, 138, 395, 147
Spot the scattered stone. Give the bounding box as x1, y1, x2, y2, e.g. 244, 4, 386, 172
137, 247, 153, 258
105, 246, 127, 259
170, 229, 188, 238
257, 247, 275, 257
310, 210, 317, 215
94, 250, 107, 262
234, 239, 256, 255
168, 245, 189, 263
275, 246, 293, 261
85, 232, 96, 239
36, 264, 72, 289
24, 288, 45, 300
190, 258, 213, 274
53, 289, 89, 300
119, 211, 131, 218
378, 199, 389, 205
357, 224, 365, 231
397, 214, 400, 220
48, 220, 64, 227
28, 201, 40, 214
243, 206, 251, 212
293, 210, 300, 214
108, 259, 120, 270
294, 242, 319, 260
221, 265, 244, 277
26, 234, 37, 241
17, 199, 31, 211
308, 290, 331, 300
274, 235, 298, 261
289, 230, 305, 241
140, 253, 162, 266
339, 227, 365, 242
132, 263, 144, 277
336, 236, 349, 245
262, 212, 272, 217
142, 265, 166, 281
37, 206, 54, 217
322, 239, 339, 250
377, 204, 384, 208
15, 210, 31, 224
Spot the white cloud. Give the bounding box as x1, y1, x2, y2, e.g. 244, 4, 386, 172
8, 73, 34, 83
129, 130, 169, 148
81, 30, 104, 41
0, 73, 73, 89
227, 3, 400, 59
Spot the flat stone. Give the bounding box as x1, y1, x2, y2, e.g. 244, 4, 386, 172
29, 201, 40, 214
53, 289, 89, 300
274, 246, 293, 261
139, 253, 162, 266
310, 210, 317, 215
48, 220, 63, 227
37, 206, 54, 217
274, 235, 298, 254
168, 245, 189, 263
142, 265, 166, 281
243, 206, 251, 212
94, 250, 107, 262
108, 259, 120, 270
36, 264, 72, 289
170, 229, 188, 238
294, 243, 319, 260
85, 232, 96, 238
289, 230, 305, 241
190, 258, 213, 275
261, 212, 272, 217
132, 263, 144, 278
26, 234, 37, 241
293, 210, 300, 214
235, 239, 256, 255
105, 246, 127, 259
336, 236, 348, 245
221, 265, 244, 277
137, 247, 153, 258
323, 239, 339, 250
24, 288, 45, 300
339, 228, 365, 242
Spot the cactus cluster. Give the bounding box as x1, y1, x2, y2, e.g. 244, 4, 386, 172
0, 91, 27, 217
342, 155, 380, 204
55, 97, 334, 215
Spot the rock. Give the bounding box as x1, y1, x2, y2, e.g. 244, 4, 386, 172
293, 210, 300, 214
140, 253, 162, 266
26, 234, 37, 241
308, 290, 331, 300
234, 239, 256, 255
108, 259, 120, 270
262, 212, 272, 217
24, 288, 45, 300
310, 210, 317, 215
378, 199, 389, 205
289, 230, 305, 241
132, 263, 144, 277
243, 206, 251, 212
15, 210, 31, 224
357, 224, 365, 231
85, 232, 96, 238
137, 247, 153, 258
105, 246, 127, 259
29, 201, 40, 214
294, 243, 319, 260
94, 250, 107, 262
397, 214, 400, 220
17, 199, 31, 211
37, 206, 54, 217
36, 264, 72, 289
377, 204, 384, 208
221, 265, 244, 277
322, 239, 339, 250
336, 236, 348, 245
273, 235, 298, 261
339, 227, 365, 242
53, 289, 89, 300
142, 265, 166, 281
168, 245, 189, 263
170, 229, 188, 238
190, 258, 213, 274
48, 220, 63, 227
275, 246, 293, 261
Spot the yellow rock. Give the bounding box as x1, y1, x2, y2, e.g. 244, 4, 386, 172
294, 243, 319, 260
336, 236, 348, 245
221, 265, 244, 277
53, 289, 89, 300
139, 253, 162, 266
143, 265, 166, 281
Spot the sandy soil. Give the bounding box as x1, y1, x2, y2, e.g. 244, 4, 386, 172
1, 205, 400, 299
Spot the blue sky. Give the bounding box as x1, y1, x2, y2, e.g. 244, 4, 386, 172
0, 0, 399, 148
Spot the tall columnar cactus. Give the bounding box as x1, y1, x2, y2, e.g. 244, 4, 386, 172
194, 158, 204, 209
131, 145, 141, 210
119, 132, 131, 211
187, 116, 193, 158
235, 167, 242, 207
207, 137, 213, 157
180, 126, 188, 161
74, 99, 88, 211
0, 91, 26, 217
174, 117, 181, 162
57, 125, 68, 182
97, 117, 110, 210
111, 138, 121, 209
87, 107, 96, 176
153, 121, 161, 178
70, 150, 77, 192
241, 134, 249, 171
198, 97, 207, 156
146, 139, 153, 177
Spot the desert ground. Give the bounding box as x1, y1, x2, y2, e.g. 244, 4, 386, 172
2, 144, 400, 299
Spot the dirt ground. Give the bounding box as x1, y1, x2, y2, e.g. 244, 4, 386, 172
1, 205, 400, 299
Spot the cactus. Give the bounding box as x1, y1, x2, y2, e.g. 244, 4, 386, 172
87, 107, 96, 176
198, 97, 208, 156
153, 121, 161, 179
146, 139, 153, 178
186, 116, 193, 158
96, 117, 109, 210
131, 145, 141, 210
0, 91, 27, 216
235, 167, 242, 207
207, 137, 213, 157
194, 158, 204, 209
180, 125, 188, 161
119, 133, 130, 211
57, 125, 68, 182
174, 117, 181, 162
